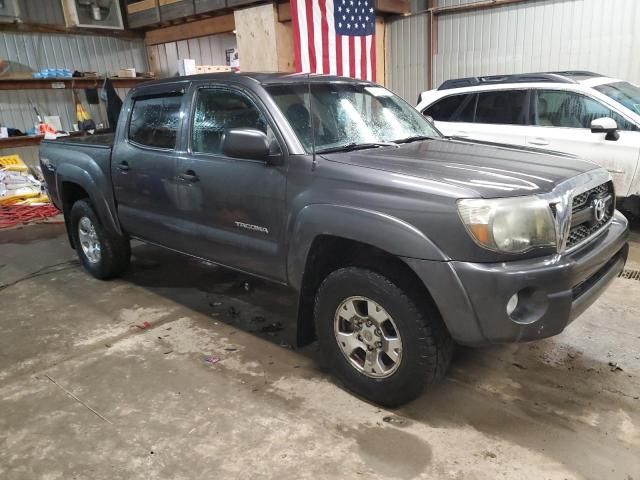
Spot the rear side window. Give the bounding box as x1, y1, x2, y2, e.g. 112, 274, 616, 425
424, 94, 472, 121
475, 90, 527, 125
128, 95, 182, 149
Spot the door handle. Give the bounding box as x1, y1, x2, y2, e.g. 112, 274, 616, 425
177, 170, 200, 183
117, 161, 130, 172
528, 138, 549, 146
454, 131, 469, 138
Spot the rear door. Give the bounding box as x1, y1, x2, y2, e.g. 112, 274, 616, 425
464, 89, 530, 145
176, 84, 288, 282
111, 86, 188, 249
525, 89, 640, 196
422, 92, 476, 137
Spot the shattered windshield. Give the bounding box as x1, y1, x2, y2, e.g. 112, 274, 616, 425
266, 82, 439, 153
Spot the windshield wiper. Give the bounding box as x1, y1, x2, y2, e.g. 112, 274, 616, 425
316, 142, 399, 154
393, 135, 435, 144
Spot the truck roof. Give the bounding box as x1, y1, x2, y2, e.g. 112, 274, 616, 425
133, 72, 374, 92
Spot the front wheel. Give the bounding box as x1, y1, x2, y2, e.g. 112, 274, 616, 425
69, 199, 130, 280
314, 267, 453, 407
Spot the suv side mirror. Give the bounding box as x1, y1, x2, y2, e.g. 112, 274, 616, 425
222, 128, 271, 161
591, 117, 620, 141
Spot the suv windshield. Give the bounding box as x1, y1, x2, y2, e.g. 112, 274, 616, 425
594, 81, 640, 115
266, 82, 439, 153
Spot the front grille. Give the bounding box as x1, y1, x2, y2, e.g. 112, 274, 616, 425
572, 182, 609, 213
566, 181, 614, 249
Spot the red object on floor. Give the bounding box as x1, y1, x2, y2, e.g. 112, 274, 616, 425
0, 204, 61, 229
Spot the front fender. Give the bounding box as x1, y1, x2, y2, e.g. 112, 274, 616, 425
56, 162, 122, 237
287, 204, 448, 290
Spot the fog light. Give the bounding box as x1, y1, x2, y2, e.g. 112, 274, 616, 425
506, 293, 519, 316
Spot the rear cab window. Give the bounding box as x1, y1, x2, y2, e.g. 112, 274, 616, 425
128, 95, 183, 149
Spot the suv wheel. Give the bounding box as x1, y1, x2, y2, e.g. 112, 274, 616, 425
314, 267, 453, 406
69, 199, 130, 280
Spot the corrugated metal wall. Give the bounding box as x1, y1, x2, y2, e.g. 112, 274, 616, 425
147, 33, 237, 78
1, 31, 148, 166
435, 0, 640, 86
387, 0, 640, 100
385, 13, 430, 102
0, 31, 148, 132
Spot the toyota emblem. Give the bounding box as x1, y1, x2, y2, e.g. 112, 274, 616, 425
592, 197, 607, 223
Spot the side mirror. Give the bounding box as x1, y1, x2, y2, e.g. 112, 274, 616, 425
222, 128, 270, 161
425, 115, 435, 123
591, 117, 620, 141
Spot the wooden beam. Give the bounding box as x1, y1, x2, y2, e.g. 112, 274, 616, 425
375, 0, 410, 15
144, 13, 235, 45
0, 77, 154, 91
276, 2, 291, 22
433, 0, 527, 16
0, 136, 44, 149
0, 21, 143, 39
277, 0, 409, 21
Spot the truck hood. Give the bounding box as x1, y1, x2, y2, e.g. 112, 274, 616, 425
320, 137, 598, 198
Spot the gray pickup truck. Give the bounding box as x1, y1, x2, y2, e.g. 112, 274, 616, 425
40, 73, 629, 406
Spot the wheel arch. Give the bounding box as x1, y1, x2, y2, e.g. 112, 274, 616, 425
56, 163, 123, 246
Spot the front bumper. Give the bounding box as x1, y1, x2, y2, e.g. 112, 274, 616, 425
405, 211, 629, 345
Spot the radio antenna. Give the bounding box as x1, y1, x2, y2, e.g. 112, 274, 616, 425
307, 73, 317, 171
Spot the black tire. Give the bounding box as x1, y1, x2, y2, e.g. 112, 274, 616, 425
314, 267, 453, 407
69, 199, 130, 280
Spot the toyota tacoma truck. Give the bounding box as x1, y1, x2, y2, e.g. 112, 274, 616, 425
40, 73, 629, 406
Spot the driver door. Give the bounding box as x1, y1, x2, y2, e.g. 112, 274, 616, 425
176, 85, 288, 282
525, 89, 640, 196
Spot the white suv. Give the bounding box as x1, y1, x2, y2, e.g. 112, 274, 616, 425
416, 71, 640, 211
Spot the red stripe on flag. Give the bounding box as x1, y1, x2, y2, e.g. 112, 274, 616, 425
305, 0, 316, 73
371, 35, 376, 82
319, 0, 330, 74
360, 35, 367, 81
348, 35, 355, 78
290, 0, 302, 72
336, 34, 343, 76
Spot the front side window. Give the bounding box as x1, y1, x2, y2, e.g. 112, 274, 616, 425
192, 89, 273, 155
475, 90, 528, 125
128, 95, 182, 149
266, 83, 439, 153
534, 90, 635, 130
594, 81, 640, 116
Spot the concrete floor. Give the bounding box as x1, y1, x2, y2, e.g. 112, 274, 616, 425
1, 221, 639, 480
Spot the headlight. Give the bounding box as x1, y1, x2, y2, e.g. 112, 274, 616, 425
457, 196, 556, 253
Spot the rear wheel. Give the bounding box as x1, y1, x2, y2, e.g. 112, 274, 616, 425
314, 267, 453, 407
69, 199, 130, 280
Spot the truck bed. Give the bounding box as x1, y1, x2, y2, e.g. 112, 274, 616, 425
41, 132, 114, 149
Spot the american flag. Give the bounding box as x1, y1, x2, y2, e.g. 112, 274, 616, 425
290, 0, 376, 81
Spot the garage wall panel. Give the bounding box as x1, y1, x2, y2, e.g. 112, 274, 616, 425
386, 12, 430, 102
434, 0, 640, 87
0, 31, 148, 131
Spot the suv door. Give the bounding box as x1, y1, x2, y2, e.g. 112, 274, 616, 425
466, 89, 530, 145
178, 85, 287, 282
112, 88, 187, 250
526, 89, 640, 196
422, 93, 476, 138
